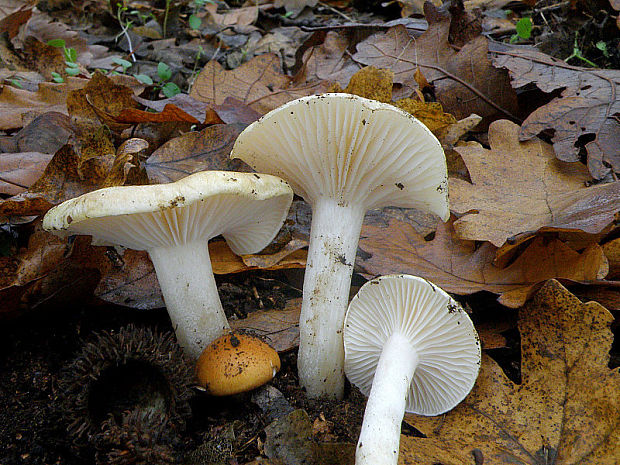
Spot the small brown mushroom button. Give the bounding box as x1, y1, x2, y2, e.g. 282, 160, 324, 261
196, 331, 281, 396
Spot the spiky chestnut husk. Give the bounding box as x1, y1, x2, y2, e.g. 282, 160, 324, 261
94, 409, 180, 465
58, 325, 195, 444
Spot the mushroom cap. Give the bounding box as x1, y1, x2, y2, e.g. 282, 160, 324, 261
196, 331, 281, 396
344, 274, 481, 416
231, 93, 448, 219
42, 171, 293, 254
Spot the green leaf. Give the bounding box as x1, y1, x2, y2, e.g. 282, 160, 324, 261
51, 72, 64, 83
162, 81, 181, 98
47, 39, 66, 48
134, 74, 154, 85
157, 62, 172, 81
515, 17, 532, 40
189, 14, 202, 30
65, 47, 78, 63
65, 67, 80, 76
65, 61, 79, 68
9, 79, 23, 89
113, 57, 133, 70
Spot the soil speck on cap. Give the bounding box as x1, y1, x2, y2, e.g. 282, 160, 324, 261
395, 182, 404, 190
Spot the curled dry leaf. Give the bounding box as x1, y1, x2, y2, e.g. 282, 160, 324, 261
0, 130, 116, 217
492, 47, 620, 179
401, 279, 620, 465
357, 217, 608, 307
0, 112, 74, 195
190, 53, 331, 116
144, 124, 250, 184
450, 120, 620, 247
352, 6, 518, 122
102, 138, 149, 188
67, 72, 141, 133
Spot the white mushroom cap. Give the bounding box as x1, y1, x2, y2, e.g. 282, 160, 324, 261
344, 274, 481, 415
43, 171, 293, 254
231, 93, 448, 218
43, 171, 293, 358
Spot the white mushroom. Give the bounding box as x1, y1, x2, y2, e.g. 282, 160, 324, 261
230, 94, 449, 398
43, 171, 293, 358
344, 274, 481, 465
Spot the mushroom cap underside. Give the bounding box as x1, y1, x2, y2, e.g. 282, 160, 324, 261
344, 274, 481, 416
231, 93, 449, 219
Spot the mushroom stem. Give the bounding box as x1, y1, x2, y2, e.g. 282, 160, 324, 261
298, 197, 365, 399
356, 332, 419, 465
149, 240, 230, 359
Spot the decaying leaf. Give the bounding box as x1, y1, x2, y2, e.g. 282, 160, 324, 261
230, 297, 301, 353
264, 409, 354, 465
190, 53, 330, 115
0, 130, 116, 217
357, 217, 608, 307
353, 5, 518, 121
492, 47, 620, 179
95, 240, 305, 310
299, 31, 361, 88
144, 124, 249, 183
0, 78, 86, 130
450, 120, 620, 247
66, 72, 141, 132
401, 279, 620, 464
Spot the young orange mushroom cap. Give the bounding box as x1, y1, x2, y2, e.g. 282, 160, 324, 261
196, 332, 281, 396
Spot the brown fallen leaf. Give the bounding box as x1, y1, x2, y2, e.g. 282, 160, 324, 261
0, 130, 116, 217
357, 217, 608, 307
0, 75, 144, 131
0, 112, 75, 194
0, 0, 35, 39
450, 120, 620, 247
0, 78, 86, 130
352, 4, 518, 122
95, 240, 305, 310
114, 104, 203, 125
230, 297, 301, 353
144, 124, 250, 183
603, 238, 620, 280
298, 30, 362, 88
401, 279, 620, 464
492, 47, 620, 179
67, 72, 141, 133
0, 152, 53, 195
205, 3, 258, 26
102, 138, 149, 188
190, 53, 331, 116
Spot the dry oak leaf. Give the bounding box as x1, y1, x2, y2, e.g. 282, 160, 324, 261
0, 78, 86, 130
357, 217, 608, 307
492, 47, 620, 179
450, 120, 620, 247
94, 240, 306, 310
353, 10, 518, 122
401, 279, 620, 465
299, 30, 362, 89
144, 124, 250, 184
0, 131, 116, 217
190, 53, 331, 116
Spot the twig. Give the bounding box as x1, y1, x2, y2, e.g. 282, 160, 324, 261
317, 1, 353, 22
370, 41, 523, 123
